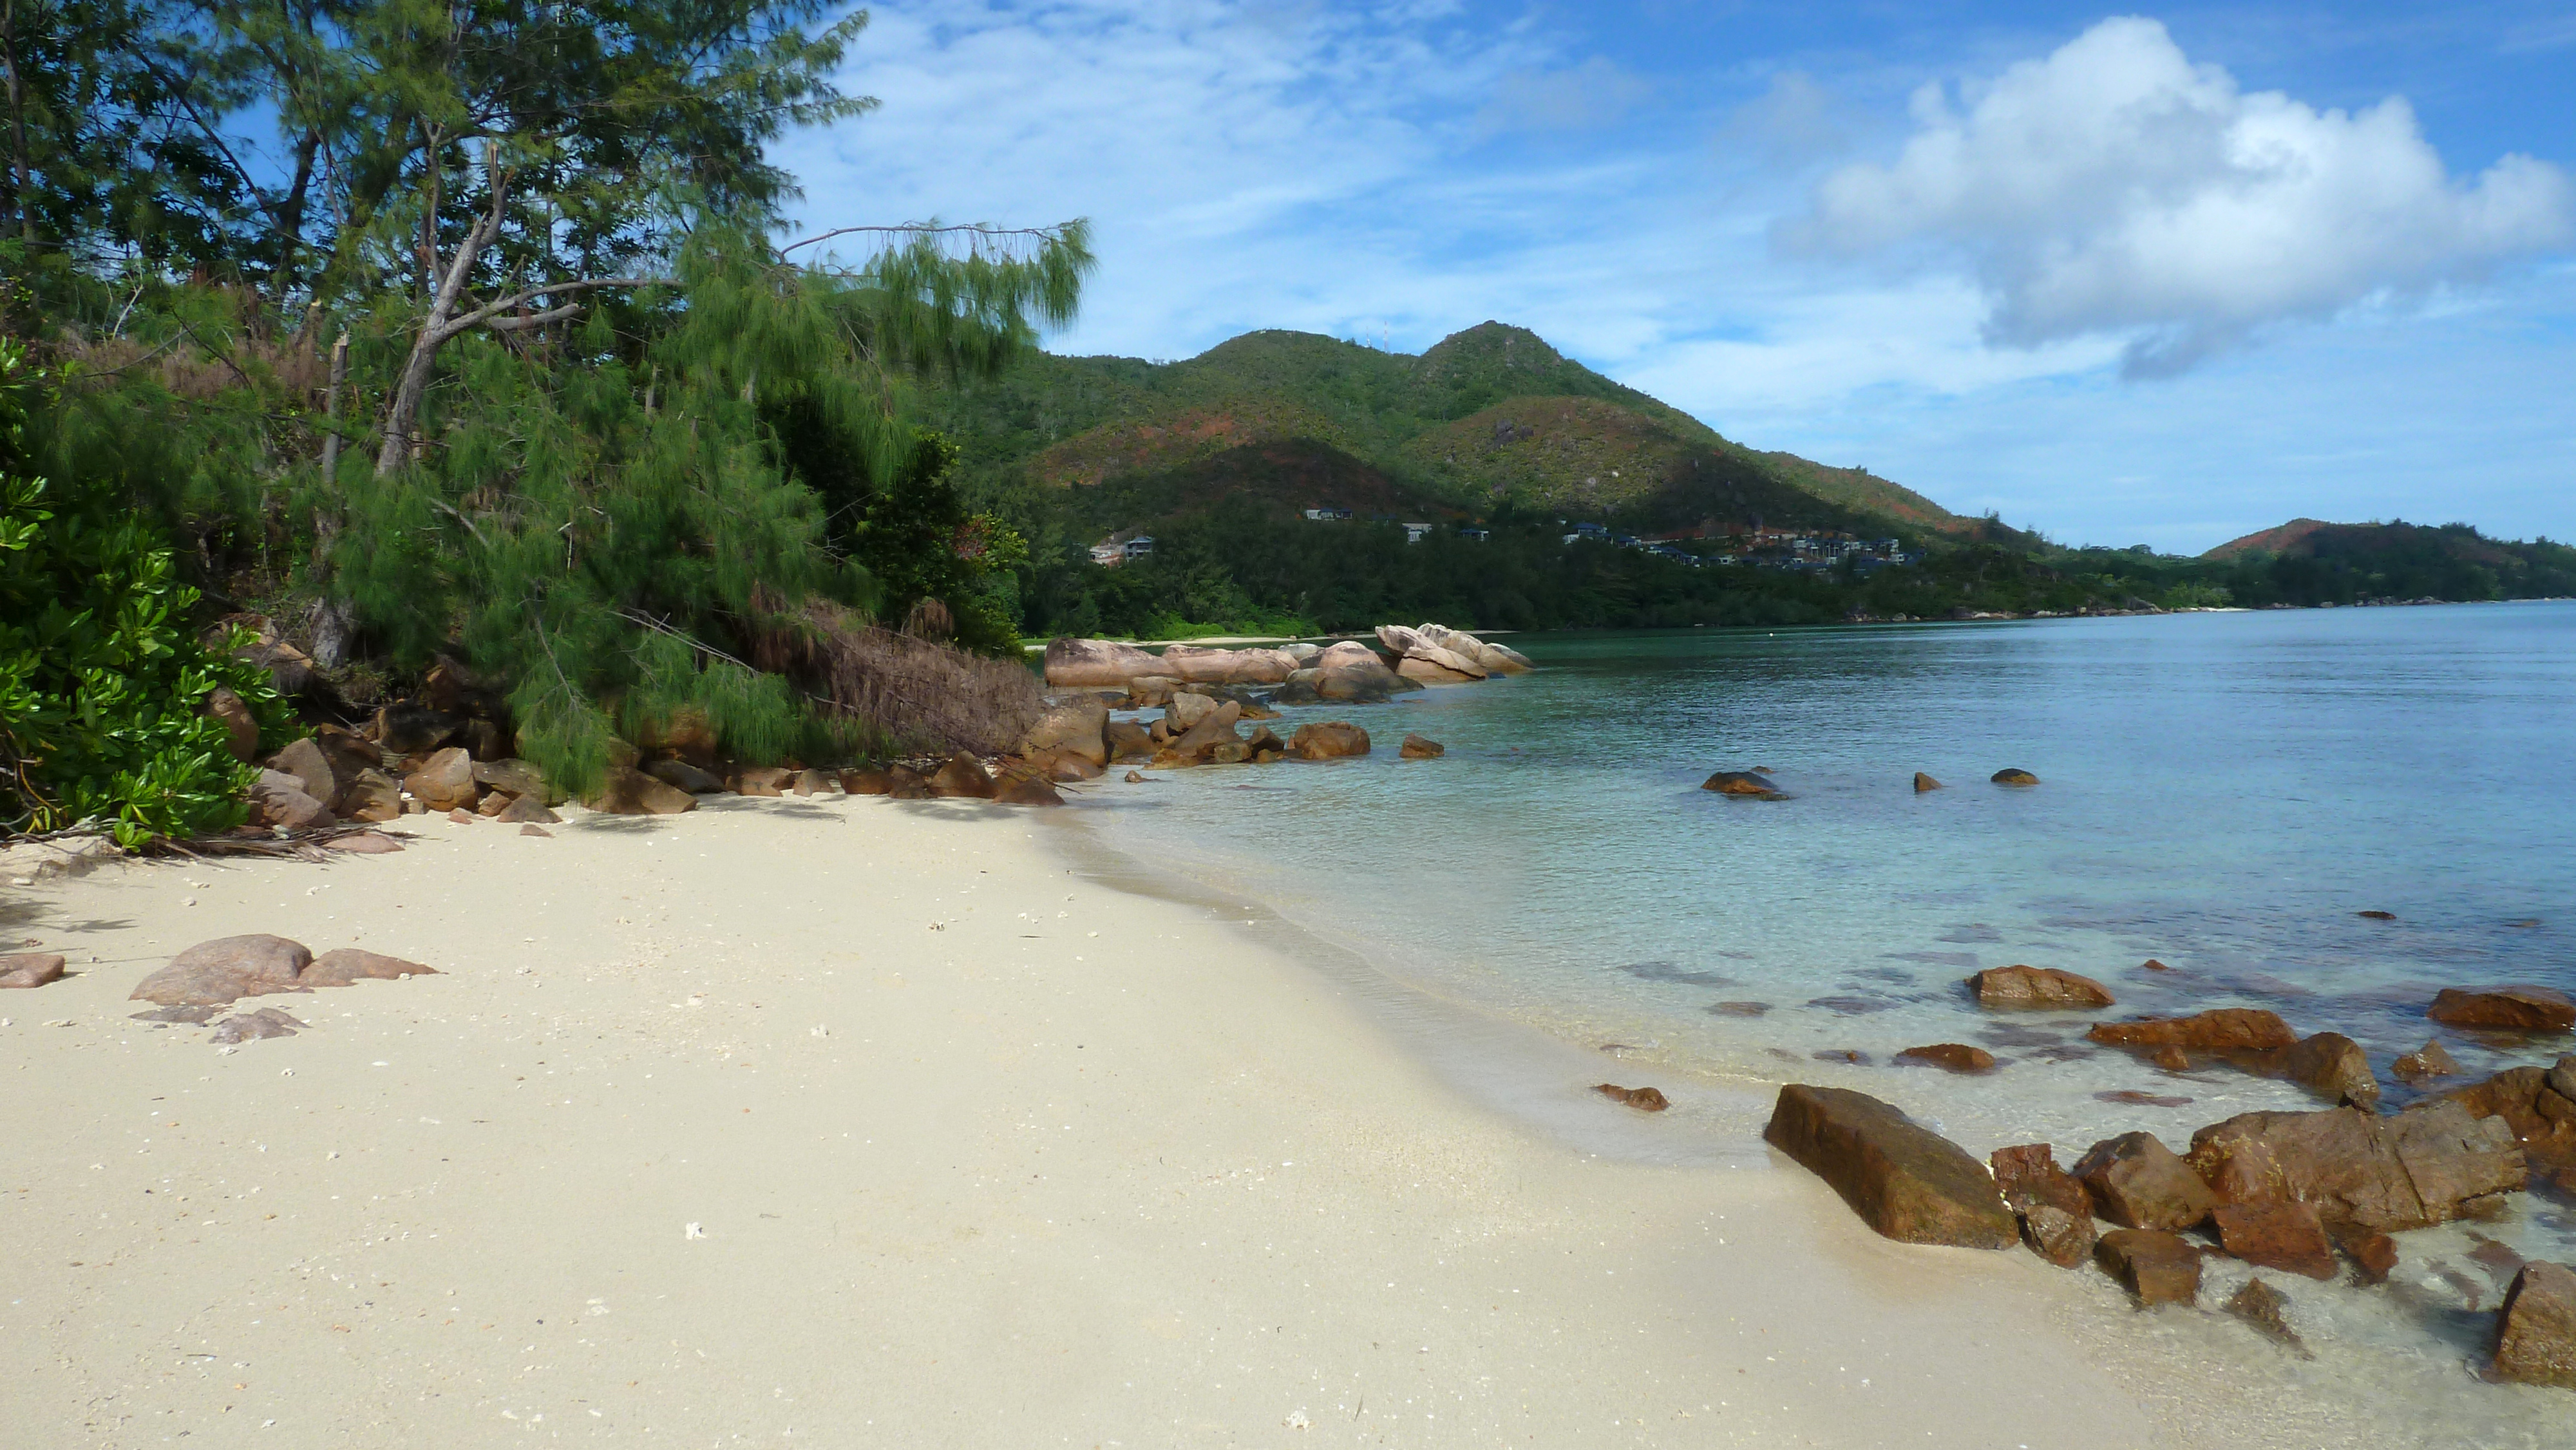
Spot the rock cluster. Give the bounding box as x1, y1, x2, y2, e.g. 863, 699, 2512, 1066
118, 936, 435, 1051
1042, 624, 1530, 704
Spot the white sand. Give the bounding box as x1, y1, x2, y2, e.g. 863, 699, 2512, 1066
5, 797, 2225, 1446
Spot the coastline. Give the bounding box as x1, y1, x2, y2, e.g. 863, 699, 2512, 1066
4, 793, 2215, 1447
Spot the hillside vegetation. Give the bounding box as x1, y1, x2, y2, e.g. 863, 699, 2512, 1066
927, 322, 1967, 535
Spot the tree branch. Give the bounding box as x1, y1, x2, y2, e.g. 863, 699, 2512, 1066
777, 223, 1069, 258
432, 276, 652, 344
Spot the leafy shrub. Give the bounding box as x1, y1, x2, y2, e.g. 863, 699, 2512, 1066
0, 343, 285, 847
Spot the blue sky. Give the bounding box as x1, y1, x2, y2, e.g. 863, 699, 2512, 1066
772, 3, 2576, 553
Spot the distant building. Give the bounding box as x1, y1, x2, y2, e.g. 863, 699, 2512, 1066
1302, 506, 1352, 522
1403, 522, 1434, 543
1456, 527, 1490, 542
1088, 541, 1126, 567
1123, 534, 1155, 559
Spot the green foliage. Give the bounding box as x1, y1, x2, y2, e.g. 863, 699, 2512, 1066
0, 343, 285, 846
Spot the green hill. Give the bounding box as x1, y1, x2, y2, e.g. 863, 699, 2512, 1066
925, 322, 1967, 538
2198, 520, 2576, 601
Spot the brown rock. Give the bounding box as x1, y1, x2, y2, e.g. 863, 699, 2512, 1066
2225, 1279, 2311, 1356
1712, 1001, 1770, 1017
884, 766, 933, 800
633, 706, 720, 766
209, 1006, 305, 1044
2358, 909, 2396, 919
336, 767, 402, 823
929, 753, 996, 799
1206, 741, 1251, 765
470, 758, 550, 802
2096, 1089, 2194, 1107
205, 686, 261, 762
2392, 1039, 2461, 1079
2425, 1062, 2576, 1171
1761, 1084, 2016, 1248
1701, 770, 1781, 796
1312, 642, 1408, 702
1593, 1084, 1669, 1111
2141, 958, 2172, 972
323, 831, 402, 854
1399, 733, 1445, 760
2087, 1008, 2296, 1051
1289, 721, 1370, 760
1035, 751, 1104, 782
0, 952, 67, 989
493, 794, 559, 824
2330, 1222, 2400, 1283
402, 746, 477, 812
446, 807, 478, 824
2212, 1201, 2338, 1279
994, 767, 1065, 807
2152, 1045, 2191, 1071
647, 758, 725, 794
2071, 1132, 2217, 1231
2185, 1101, 2524, 1231
266, 736, 342, 805
247, 769, 334, 830
301, 949, 435, 987
1895, 1043, 1997, 1073
838, 767, 891, 796
129, 934, 312, 1007
2429, 985, 2575, 1033
2095, 1228, 2201, 1305
1970, 965, 2116, 1010
1990, 1144, 2096, 1268
1160, 643, 1298, 686
475, 789, 511, 816
792, 767, 835, 796
375, 701, 464, 755
520, 824, 551, 837
1042, 637, 1164, 688
732, 766, 791, 797
1104, 720, 1155, 762
589, 766, 697, 815
2494, 1261, 2576, 1388
1021, 695, 1112, 767
1912, 772, 1942, 792
1124, 770, 1147, 784
2274, 1031, 2379, 1107
1991, 767, 2038, 786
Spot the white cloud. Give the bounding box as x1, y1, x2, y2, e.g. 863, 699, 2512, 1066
1475, 56, 1656, 135
1783, 17, 2576, 377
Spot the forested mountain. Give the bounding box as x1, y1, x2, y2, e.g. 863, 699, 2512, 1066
2201, 520, 2576, 601
925, 323, 1965, 536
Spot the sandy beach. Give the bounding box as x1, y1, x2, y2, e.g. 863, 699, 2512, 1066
6, 795, 2262, 1447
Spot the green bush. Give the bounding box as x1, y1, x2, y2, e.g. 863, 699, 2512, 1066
0, 343, 285, 848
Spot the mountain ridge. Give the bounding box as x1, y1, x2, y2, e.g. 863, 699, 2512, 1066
927, 322, 1969, 539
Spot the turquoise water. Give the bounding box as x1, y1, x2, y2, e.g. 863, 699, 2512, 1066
1079, 601, 2576, 1438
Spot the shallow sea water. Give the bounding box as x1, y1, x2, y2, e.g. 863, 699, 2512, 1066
1075, 601, 2576, 1445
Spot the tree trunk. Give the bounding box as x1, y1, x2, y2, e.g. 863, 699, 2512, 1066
0, 0, 32, 245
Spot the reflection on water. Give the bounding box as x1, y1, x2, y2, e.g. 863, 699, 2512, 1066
1080, 601, 2576, 1443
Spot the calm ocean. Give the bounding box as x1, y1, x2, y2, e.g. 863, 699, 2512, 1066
1077, 601, 2576, 1440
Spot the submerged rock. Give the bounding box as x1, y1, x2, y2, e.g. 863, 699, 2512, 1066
2225, 1279, 2311, 1357
1991, 767, 2039, 786
1893, 1043, 1996, 1073
1762, 1084, 2016, 1248
2429, 986, 2575, 1033
2087, 1008, 2296, 1052
1912, 772, 1942, 792
2494, 1261, 2576, 1388
1593, 1084, 1669, 1111
2096, 1228, 2201, 1306
2329, 1222, 2400, 1283
1700, 770, 1781, 796
1399, 733, 1444, 759
1971, 965, 2115, 1010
